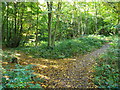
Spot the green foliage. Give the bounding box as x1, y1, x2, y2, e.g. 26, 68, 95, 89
2, 2, 119, 48
17, 35, 108, 59
2, 64, 44, 89
2, 51, 14, 62
94, 36, 120, 88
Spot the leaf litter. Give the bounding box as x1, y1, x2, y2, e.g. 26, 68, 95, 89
2, 43, 111, 88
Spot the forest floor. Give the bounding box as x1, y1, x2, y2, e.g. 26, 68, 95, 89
2, 42, 112, 88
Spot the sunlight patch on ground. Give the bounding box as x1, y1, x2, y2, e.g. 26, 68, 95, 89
31, 63, 48, 68
15, 53, 21, 59
15, 53, 21, 56
42, 59, 49, 62
21, 62, 28, 65
33, 72, 50, 80
60, 58, 76, 61
50, 65, 59, 69
41, 59, 58, 64
28, 55, 33, 58
2, 62, 8, 64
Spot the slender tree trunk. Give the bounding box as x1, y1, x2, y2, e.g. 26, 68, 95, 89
72, 2, 76, 38
78, 7, 82, 35
20, 4, 24, 34
35, 3, 39, 46
17, 2, 20, 34
0, 2, 2, 48
78, 18, 80, 36
85, 3, 89, 34
82, 8, 86, 35
14, 2, 17, 35
6, 2, 9, 44
117, 2, 120, 35
84, 6, 86, 35
6, 2, 9, 43
2, 3, 4, 43
81, 14, 84, 35
95, 2, 98, 34
47, 1, 53, 47
52, 2, 61, 46
20, 3, 24, 43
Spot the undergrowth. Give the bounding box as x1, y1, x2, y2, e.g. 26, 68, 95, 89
1, 35, 115, 89
94, 36, 120, 89
2, 64, 44, 89
16, 35, 109, 59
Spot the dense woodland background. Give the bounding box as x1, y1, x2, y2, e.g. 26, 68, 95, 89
2, 1, 119, 48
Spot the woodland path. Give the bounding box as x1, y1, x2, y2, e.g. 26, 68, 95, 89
54, 42, 112, 88
16, 43, 112, 88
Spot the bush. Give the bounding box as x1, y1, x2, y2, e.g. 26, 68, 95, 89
2, 64, 44, 89
94, 36, 120, 88
17, 35, 108, 59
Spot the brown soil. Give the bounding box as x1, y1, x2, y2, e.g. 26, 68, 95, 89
55, 43, 111, 88
3, 43, 111, 88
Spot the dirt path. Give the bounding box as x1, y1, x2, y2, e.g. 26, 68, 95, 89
15, 43, 111, 88
52, 43, 112, 88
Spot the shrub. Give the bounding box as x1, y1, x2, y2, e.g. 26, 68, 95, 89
94, 36, 120, 88
2, 64, 44, 89
17, 35, 108, 59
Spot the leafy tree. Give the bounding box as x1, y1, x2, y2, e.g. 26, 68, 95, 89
1, 1, 119, 48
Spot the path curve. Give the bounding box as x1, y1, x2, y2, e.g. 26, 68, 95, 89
16, 43, 112, 88
53, 43, 112, 88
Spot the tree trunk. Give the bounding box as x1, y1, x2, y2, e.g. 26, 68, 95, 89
95, 2, 98, 34
118, 2, 120, 33
0, 2, 2, 48
81, 14, 84, 35
14, 2, 17, 35
19, 2, 24, 44
85, 3, 89, 35
78, 19, 80, 36
47, 1, 53, 47
35, 3, 39, 46
52, 2, 61, 46
6, 2, 9, 43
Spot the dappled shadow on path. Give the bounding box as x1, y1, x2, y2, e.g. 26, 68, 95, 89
6, 43, 111, 88
57, 43, 111, 88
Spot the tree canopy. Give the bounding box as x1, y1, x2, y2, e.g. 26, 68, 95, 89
1, 1, 119, 48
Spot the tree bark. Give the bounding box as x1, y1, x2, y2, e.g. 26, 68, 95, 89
95, 2, 98, 34
47, 1, 53, 47
35, 3, 39, 46
6, 2, 9, 43
14, 2, 17, 35
52, 2, 61, 46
